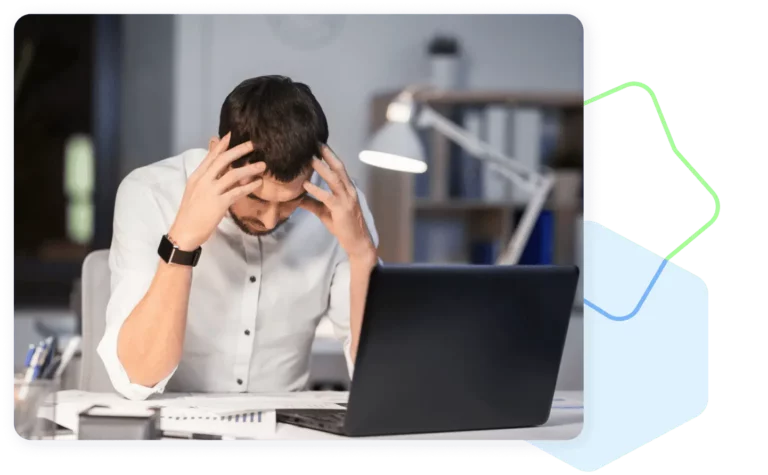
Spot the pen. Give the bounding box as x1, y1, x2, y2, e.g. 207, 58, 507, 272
24, 344, 35, 367
41, 355, 61, 380
43, 336, 56, 371
18, 344, 44, 399
54, 336, 81, 379
33, 342, 51, 381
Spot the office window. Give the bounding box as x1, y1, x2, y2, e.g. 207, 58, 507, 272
15, 15, 118, 308
64, 134, 95, 245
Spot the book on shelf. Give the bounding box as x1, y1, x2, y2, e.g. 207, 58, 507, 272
518, 209, 555, 265
408, 100, 568, 267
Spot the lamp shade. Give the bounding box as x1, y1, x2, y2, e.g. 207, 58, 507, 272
359, 121, 427, 173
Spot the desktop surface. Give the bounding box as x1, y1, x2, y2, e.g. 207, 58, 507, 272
276, 390, 584, 440
46, 390, 583, 441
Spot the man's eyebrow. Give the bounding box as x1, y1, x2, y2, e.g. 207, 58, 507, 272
246, 191, 307, 203
285, 191, 308, 203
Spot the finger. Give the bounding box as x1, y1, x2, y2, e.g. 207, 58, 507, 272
216, 162, 267, 193
207, 140, 256, 178
198, 132, 231, 173
298, 195, 326, 218
303, 180, 334, 206
299, 196, 332, 228
223, 177, 263, 204
319, 145, 354, 194
311, 157, 347, 197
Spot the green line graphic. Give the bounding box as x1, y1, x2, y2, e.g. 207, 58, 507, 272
584, 81, 720, 261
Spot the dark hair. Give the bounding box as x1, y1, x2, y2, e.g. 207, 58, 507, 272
218, 75, 328, 182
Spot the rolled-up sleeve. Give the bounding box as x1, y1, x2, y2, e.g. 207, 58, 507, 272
96, 175, 178, 400
323, 185, 379, 380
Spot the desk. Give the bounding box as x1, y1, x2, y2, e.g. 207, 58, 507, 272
275, 390, 583, 440
46, 391, 582, 440
275, 412, 582, 440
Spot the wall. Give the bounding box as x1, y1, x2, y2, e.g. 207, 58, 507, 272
172, 14, 583, 191
119, 15, 174, 179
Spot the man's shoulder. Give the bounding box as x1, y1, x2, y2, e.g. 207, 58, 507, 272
114, 149, 207, 221
121, 148, 207, 191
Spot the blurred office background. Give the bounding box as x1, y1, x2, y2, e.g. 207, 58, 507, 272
14, 14, 583, 390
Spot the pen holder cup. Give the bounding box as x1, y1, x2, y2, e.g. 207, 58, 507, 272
14, 376, 60, 440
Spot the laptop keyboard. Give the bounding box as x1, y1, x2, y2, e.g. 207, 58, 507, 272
277, 409, 347, 434
291, 409, 346, 423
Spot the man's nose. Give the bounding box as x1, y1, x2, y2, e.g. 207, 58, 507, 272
261, 207, 279, 229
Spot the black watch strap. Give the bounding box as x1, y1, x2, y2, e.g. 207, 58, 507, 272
158, 234, 202, 267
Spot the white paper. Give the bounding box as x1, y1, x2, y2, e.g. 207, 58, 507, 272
166, 391, 347, 413
52, 390, 347, 409
180, 398, 344, 413
158, 410, 276, 439
43, 390, 349, 438
172, 390, 349, 402
44, 391, 277, 438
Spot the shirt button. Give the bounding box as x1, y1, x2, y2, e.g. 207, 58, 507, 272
249, 276, 256, 283
244, 329, 251, 336
237, 379, 243, 385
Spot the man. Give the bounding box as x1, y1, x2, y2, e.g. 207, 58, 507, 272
97, 75, 379, 400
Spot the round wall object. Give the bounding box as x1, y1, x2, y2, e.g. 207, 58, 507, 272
266, 15, 345, 50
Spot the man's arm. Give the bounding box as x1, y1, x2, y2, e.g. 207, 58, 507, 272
321, 202, 378, 374
347, 252, 377, 360
98, 175, 191, 399
99, 135, 265, 398
115, 260, 192, 388
299, 144, 379, 368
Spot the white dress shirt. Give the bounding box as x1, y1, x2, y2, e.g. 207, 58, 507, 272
97, 148, 378, 400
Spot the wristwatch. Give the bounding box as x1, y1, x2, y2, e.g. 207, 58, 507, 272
157, 234, 202, 267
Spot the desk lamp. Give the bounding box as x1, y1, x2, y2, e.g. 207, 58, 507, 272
359, 88, 555, 265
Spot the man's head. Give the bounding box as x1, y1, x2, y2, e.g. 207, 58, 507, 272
218, 75, 328, 235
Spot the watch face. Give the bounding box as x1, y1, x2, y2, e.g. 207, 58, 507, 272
158, 234, 174, 264
266, 15, 345, 50
158, 235, 200, 266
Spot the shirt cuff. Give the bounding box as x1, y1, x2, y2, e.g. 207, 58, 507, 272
97, 320, 177, 401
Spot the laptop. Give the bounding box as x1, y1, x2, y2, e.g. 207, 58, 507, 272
277, 264, 580, 437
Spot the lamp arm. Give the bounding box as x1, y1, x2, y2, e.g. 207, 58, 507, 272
415, 105, 557, 265
416, 106, 542, 189
496, 172, 555, 265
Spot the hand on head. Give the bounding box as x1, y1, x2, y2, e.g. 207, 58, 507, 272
169, 137, 375, 263
299, 145, 376, 262
168, 133, 266, 250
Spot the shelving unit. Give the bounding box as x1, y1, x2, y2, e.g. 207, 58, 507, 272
366, 90, 583, 265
